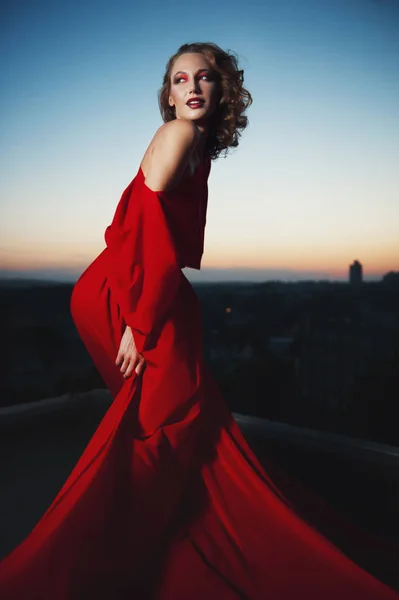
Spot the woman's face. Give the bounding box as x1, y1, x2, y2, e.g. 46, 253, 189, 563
168, 52, 220, 124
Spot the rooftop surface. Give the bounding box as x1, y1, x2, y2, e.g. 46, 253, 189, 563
1, 391, 398, 590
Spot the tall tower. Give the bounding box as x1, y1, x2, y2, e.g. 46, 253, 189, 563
349, 259, 363, 286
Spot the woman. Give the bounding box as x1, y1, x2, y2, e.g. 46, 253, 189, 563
0, 42, 398, 599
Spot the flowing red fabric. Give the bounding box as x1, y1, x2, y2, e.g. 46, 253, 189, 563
1, 156, 398, 599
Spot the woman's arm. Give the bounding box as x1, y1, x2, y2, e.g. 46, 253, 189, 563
108, 119, 200, 374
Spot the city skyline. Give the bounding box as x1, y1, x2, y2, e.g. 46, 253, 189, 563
0, 261, 394, 284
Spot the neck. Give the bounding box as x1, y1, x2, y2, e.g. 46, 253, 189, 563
191, 120, 208, 158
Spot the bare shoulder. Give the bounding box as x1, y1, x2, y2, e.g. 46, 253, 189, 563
157, 118, 200, 142
141, 120, 200, 192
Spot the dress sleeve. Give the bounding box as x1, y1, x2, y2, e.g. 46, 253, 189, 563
104, 178, 181, 355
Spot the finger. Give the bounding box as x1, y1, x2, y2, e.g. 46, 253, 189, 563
135, 359, 146, 376
123, 359, 138, 379
115, 349, 123, 366
119, 356, 130, 374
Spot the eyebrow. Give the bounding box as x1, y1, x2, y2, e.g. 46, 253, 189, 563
172, 68, 211, 77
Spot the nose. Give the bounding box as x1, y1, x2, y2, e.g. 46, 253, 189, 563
189, 78, 201, 93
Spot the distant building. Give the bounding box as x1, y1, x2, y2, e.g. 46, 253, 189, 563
267, 337, 294, 361
382, 271, 399, 288
297, 311, 398, 413
349, 260, 363, 286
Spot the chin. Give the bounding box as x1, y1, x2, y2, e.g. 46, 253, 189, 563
186, 110, 212, 122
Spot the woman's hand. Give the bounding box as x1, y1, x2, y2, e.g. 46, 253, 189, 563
115, 326, 146, 379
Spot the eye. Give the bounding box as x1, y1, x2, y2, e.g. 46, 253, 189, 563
173, 73, 212, 84
198, 71, 215, 81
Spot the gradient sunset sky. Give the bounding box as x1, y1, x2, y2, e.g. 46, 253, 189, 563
2, 0, 398, 282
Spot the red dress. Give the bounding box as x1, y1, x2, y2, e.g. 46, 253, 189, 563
0, 156, 398, 599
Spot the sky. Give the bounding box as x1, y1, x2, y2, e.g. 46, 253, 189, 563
1, 0, 398, 283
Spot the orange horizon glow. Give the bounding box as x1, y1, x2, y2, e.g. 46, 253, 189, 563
1, 255, 397, 280
1, 236, 397, 280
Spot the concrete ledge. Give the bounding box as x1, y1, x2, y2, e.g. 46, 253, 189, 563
1, 389, 398, 470
234, 413, 399, 466
0, 389, 111, 430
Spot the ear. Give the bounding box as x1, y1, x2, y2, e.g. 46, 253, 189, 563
169, 96, 175, 108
